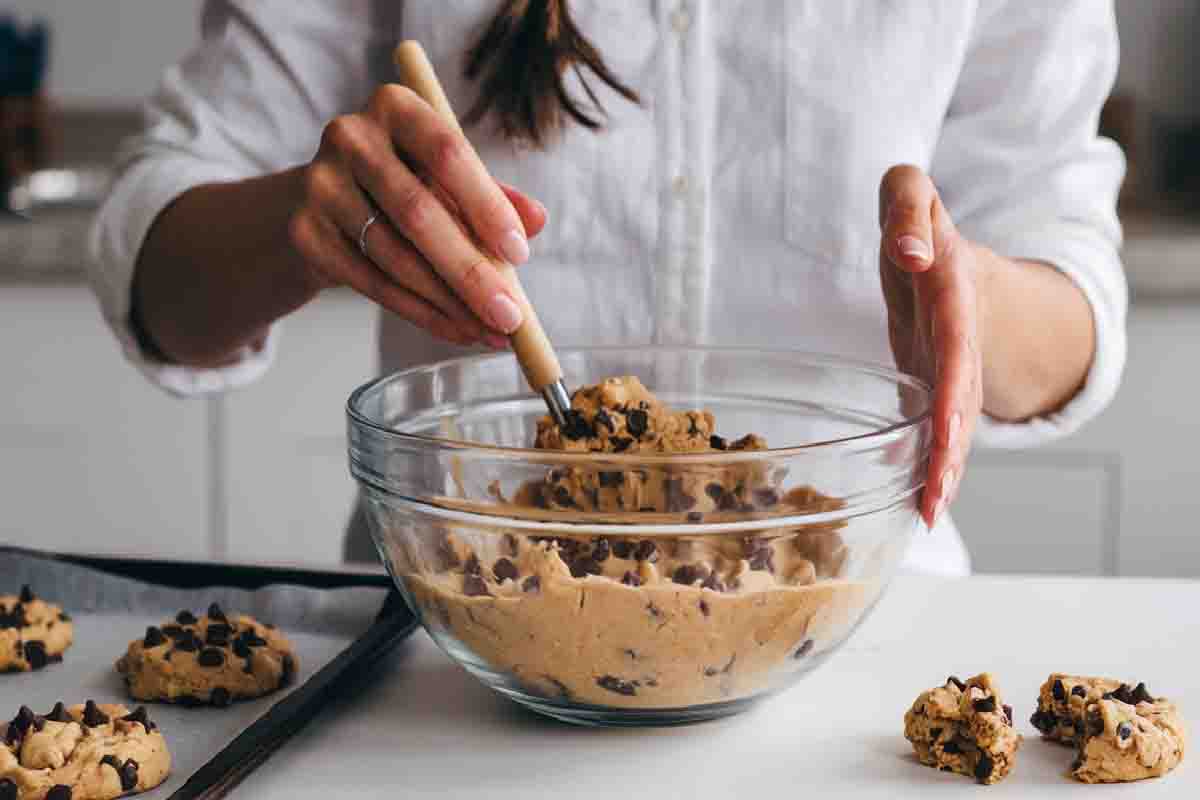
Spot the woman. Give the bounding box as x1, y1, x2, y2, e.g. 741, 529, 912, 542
90, 1, 1126, 575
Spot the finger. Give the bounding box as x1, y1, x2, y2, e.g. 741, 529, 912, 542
369, 85, 531, 267
289, 209, 481, 348
499, 181, 548, 238
323, 115, 524, 335
879, 164, 937, 271
304, 160, 492, 341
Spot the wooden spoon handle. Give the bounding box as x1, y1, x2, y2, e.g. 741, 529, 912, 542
392, 40, 563, 393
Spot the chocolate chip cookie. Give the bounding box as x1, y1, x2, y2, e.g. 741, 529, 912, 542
1030, 673, 1127, 745
0, 700, 169, 799
1071, 692, 1186, 783
115, 604, 297, 707
0, 587, 73, 673
904, 673, 1022, 784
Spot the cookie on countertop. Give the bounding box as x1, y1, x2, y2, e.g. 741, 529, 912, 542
115, 603, 297, 707
1072, 692, 1186, 783
903, 673, 1022, 784
0, 586, 73, 674
0, 700, 170, 800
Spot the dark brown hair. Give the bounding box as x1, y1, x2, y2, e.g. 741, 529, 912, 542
463, 0, 640, 147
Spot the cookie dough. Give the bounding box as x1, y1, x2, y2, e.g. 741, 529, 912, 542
1030, 673, 1125, 745
903, 674, 1022, 784
0, 701, 169, 800
115, 604, 297, 707
391, 376, 882, 709
1072, 693, 1186, 783
1, 587, 73, 674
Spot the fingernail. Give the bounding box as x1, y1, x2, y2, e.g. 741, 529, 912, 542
898, 235, 931, 263
498, 229, 530, 266
947, 412, 962, 449
486, 293, 523, 334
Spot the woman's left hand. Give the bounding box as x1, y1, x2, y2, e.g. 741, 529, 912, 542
877, 165, 984, 529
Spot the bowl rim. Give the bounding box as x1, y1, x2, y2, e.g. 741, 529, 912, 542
346, 346, 931, 462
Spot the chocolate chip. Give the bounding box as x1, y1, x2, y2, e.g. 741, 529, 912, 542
1003, 704, 1013, 725
633, 540, 657, 562
492, 558, 519, 582
1052, 679, 1066, 701
551, 485, 578, 508
23, 640, 48, 669
121, 706, 155, 731
561, 409, 595, 441
664, 478, 697, 512
177, 610, 198, 625
1118, 722, 1132, 740
463, 574, 491, 597
592, 539, 610, 562
596, 675, 639, 696
569, 556, 602, 578
974, 753, 994, 782
241, 633, 267, 648
626, 408, 649, 438
594, 407, 615, 432
58, 612, 70, 622
46, 786, 71, 800
704, 483, 725, 502
118, 759, 139, 791
100, 754, 121, 771
610, 436, 633, 452
175, 632, 201, 652
598, 470, 623, 488
11, 706, 35, 737
793, 639, 814, 659
463, 554, 481, 575
748, 545, 775, 573
206, 624, 233, 645
700, 572, 725, 592
753, 488, 780, 508
686, 511, 704, 522
18, 585, 34, 603
611, 540, 634, 559
207, 603, 227, 621
83, 700, 109, 727
45, 702, 69, 723
161, 624, 185, 639
620, 571, 642, 587
1088, 711, 1104, 736
709, 435, 727, 450
930, 727, 943, 740
234, 639, 251, 659
699, 599, 710, 617
211, 687, 232, 707
947, 676, 966, 691
143, 626, 166, 647
973, 697, 997, 713
1132, 682, 1154, 704
198, 648, 224, 667
0, 778, 16, 800
1030, 709, 1054, 733
941, 740, 961, 754
521, 575, 541, 593
672, 564, 705, 585
1072, 685, 1087, 698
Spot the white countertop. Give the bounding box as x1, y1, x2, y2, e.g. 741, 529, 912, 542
238, 575, 1197, 798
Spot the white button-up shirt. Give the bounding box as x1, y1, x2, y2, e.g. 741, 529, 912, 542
90, 0, 1128, 577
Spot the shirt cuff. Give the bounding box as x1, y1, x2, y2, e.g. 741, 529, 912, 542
89, 156, 279, 397
973, 229, 1127, 449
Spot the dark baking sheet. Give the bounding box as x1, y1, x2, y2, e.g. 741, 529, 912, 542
0, 546, 417, 799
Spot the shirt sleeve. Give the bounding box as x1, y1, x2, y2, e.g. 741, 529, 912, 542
88, 0, 378, 397
928, 0, 1128, 449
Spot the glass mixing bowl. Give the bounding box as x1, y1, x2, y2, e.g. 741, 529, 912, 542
347, 347, 930, 726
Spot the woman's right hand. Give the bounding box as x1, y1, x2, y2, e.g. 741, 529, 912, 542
287, 85, 547, 348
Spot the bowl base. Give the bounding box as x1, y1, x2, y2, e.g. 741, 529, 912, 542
494, 686, 764, 727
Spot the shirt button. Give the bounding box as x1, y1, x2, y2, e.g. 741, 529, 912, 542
670, 5, 692, 34
671, 175, 690, 195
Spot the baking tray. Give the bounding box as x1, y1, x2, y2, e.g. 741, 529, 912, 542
0, 546, 418, 799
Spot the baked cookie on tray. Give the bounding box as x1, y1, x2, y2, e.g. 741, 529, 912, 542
903, 673, 1022, 784
1, 586, 73, 673
0, 700, 169, 800
115, 603, 297, 707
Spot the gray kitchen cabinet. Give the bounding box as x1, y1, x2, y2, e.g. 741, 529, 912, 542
222, 293, 378, 566
954, 304, 1200, 578
0, 286, 211, 558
